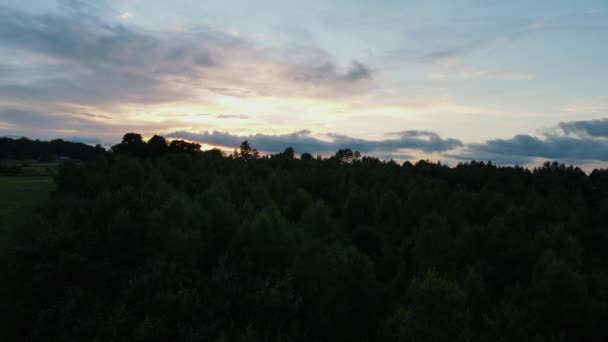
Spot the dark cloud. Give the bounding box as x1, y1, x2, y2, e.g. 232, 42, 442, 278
558, 118, 608, 138
168, 130, 333, 154
167, 129, 461, 155
387, 130, 464, 152
342, 61, 373, 81
0, 108, 70, 129
0, 71, 189, 107
0, 7, 158, 68
288, 60, 372, 84
0, 3, 375, 109
0, 5, 211, 106
457, 133, 608, 164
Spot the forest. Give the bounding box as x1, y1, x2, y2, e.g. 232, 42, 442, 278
0, 137, 105, 162
1, 133, 608, 341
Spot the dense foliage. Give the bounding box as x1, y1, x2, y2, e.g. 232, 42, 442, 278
0, 137, 105, 161
2, 133, 608, 341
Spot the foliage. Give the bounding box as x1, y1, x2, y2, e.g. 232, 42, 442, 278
0, 176, 54, 226
0, 137, 105, 161
1, 134, 608, 341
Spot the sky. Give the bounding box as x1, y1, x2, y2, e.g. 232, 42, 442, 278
1, 0, 607, 168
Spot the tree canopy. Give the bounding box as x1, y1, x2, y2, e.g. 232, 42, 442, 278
1, 133, 608, 341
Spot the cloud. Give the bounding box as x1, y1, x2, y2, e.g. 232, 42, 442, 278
167, 129, 462, 156
0, 7, 161, 69
118, 12, 133, 20
0, 107, 181, 142
0, 3, 375, 111
0, 5, 212, 106
558, 118, 608, 138
391, 11, 606, 69
391, 22, 536, 82
454, 119, 608, 164
288, 60, 372, 84
427, 67, 535, 81
342, 61, 373, 81
389, 21, 514, 65
216, 114, 249, 119
79, 112, 112, 119
196, 113, 249, 119
0, 108, 69, 129
205, 87, 255, 98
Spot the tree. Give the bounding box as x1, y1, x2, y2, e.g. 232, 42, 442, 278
282, 147, 295, 159
239, 141, 259, 161
344, 187, 376, 229
6, 130, 608, 342
333, 148, 361, 163
284, 188, 313, 221
300, 152, 314, 160
383, 272, 470, 342
112, 132, 146, 156
147, 135, 168, 157
122, 133, 144, 145
410, 213, 453, 275
532, 258, 591, 340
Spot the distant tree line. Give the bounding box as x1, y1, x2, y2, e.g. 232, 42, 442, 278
0, 137, 105, 161
1, 132, 608, 341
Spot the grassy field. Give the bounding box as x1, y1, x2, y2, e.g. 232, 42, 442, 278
0, 176, 55, 226
0, 160, 60, 176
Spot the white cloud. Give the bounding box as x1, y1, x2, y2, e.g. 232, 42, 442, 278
118, 11, 133, 20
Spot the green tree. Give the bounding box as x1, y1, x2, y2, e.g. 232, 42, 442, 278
383, 272, 470, 342
410, 213, 453, 274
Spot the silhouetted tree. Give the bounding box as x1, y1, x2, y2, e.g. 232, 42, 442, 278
147, 135, 168, 157
112, 132, 146, 156
239, 140, 259, 160
333, 148, 361, 163
300, 152, 314, 160
282, 147, 295, 159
